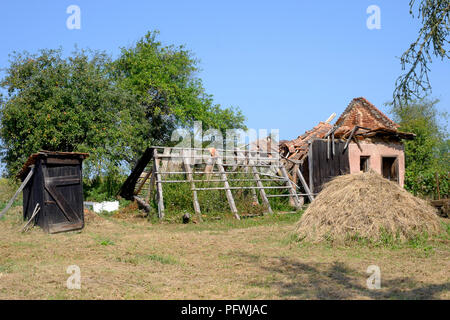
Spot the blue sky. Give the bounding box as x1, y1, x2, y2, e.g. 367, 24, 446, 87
0, 0, 448, 141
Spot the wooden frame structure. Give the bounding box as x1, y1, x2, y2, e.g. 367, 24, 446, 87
120, 146, 313, 220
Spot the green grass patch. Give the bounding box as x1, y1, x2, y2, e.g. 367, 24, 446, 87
296, 223, 449, 254
90, 234, 116, 246
116, 253, 178, 265
166, 210, 303, 232
144, 254, 178, 265
142, 171, 302, 222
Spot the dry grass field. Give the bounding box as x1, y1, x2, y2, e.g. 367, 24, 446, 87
1, 201, 449, 300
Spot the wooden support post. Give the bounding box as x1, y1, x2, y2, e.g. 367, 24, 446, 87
251, 163, 272, 214
145, 170, 155, 203
290, 164, 300, 207
331, 132, 335, 156
308, 140, 314, 194
296, 167, 314, 203
0, 166, 35, 219
250, 186, 260, 205
134, 170, 152, 196
182, 150, 202, 221
344, 126, 358, 151
327, 135, 330, 160
134, 195, 151, 214
435, 172, 440, 200
216, 156, 240, 219
280, 165, 301, 209
245, 155, 259, 205
161, 147, 171, 172
119, 147, 154, 200
153, 149, 165, 219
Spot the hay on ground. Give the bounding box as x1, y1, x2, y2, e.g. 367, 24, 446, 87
83, 208, 104, 224
296, 171, 442, 243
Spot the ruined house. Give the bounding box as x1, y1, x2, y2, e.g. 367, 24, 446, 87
280, 97, 415, 194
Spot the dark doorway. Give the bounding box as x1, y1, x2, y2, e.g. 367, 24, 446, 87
360, 156, 370, 172
381, 156, 398, 183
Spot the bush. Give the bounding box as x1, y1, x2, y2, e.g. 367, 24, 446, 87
405, 170, 449, 199
389, 99, 449, 199
83, 173, 127, 202
144, 172, 300, 221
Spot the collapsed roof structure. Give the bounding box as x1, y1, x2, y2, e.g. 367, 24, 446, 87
119, 97, 416, 220
280, 97, 415, 194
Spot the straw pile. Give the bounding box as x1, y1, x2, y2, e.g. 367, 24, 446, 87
296, 171, 442, 243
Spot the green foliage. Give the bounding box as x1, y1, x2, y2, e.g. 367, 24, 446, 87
405, 170, 449, 198
83, 172, 127, 202
112, 31, 246, 140
0, 178, 21, 220
394, 0, 449, 106
389, 99, 449, 198
99, 238, 115, 246
0, 178, 20, 202
91, 233, 116, 245
145, 171, 299, 222
0, 48, 146, 177
0, 31, 246, 198
168, 210, 303, 231
441, 221, 450, 238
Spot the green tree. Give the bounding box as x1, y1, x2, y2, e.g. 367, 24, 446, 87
0, 48, 146, 177
389, 99, 449, 197
393, 0, 449, 107
112, 31, 246, 144
0, 31, 246, 191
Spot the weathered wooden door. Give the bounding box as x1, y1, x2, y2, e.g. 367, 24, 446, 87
391, 157, 399, 183
309, 139, 350, 194
382, 156, 399, 183
42, 159, 84, 233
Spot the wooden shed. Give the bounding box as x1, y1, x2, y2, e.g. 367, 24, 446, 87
18, 151, 89, 233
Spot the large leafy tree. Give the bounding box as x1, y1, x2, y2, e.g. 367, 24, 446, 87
0, 31, 246, 182
112, 31, 246, 144
390, 99, 449, 197
394, 0, 449, 107
0, 49, 146, 177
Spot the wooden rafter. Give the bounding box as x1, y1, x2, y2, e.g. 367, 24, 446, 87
124, 146, 304, 221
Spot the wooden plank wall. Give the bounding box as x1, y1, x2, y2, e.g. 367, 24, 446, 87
119, 147, 154, 200
310, 139, 349, 194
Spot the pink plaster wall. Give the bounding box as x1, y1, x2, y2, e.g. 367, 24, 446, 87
348, 141, 405, 187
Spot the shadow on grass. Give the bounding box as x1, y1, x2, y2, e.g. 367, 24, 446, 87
234, 253, 449, 300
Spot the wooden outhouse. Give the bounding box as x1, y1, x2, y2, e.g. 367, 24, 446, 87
18, 151, 89, 233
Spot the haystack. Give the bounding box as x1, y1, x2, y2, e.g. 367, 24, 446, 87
296, 171, 442, 243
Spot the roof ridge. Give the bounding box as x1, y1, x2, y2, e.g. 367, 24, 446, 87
357, 97, 398, 128
335, 97, 398, 129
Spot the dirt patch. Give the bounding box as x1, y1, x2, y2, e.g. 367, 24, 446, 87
112, 202, 147, 221
83, 209, 104, 224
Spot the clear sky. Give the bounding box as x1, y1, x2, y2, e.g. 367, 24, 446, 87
0, 0, 448, 141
